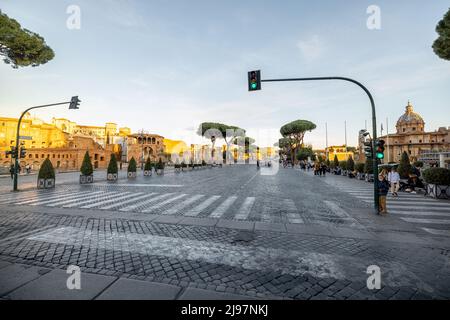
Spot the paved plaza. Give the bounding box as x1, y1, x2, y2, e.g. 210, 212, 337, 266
0, 165, 449, 300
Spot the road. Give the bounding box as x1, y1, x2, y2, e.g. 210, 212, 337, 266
0, 164, 449, 300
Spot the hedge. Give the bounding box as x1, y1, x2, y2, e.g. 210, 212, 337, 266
423, 167, 450, 185
128, 157, 137, 172
80, 151, 94, 176
107, 154, 118, 174
38, 158, 55, 179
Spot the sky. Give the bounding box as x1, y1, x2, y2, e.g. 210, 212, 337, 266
0, 0, 449, 149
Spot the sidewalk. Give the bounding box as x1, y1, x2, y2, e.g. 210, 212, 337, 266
0, 259, 257, 300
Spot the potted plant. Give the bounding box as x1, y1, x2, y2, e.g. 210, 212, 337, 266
128, 157, 137, 178
364, 158, 374, 182
144, 157, 152, 176
398, 151, 412, 179
156, 158, 165, 175
423, 167, 450, 199
107, 154, 118, 181
355, 163, 365, 180
346, 156, 355, 178
80, 151, 94, 184
37, 158, 55, 189
174, 159, 181, 173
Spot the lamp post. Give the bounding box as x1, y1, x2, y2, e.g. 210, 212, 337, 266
13, 97, 80, 191
251, 74, 380, 213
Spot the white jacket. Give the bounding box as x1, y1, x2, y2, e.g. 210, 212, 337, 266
389, 171, 400, 183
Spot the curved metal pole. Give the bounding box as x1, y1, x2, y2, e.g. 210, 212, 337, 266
13, 102, 71, 191
262, 77, 379, 212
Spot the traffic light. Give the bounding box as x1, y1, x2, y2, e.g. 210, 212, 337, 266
375, 139, 385, 160
248, 70, 261, 91
364, 140, 373, 159
7, 146, 17, 158
69, 96, 81, 109
20, 147, 26, 159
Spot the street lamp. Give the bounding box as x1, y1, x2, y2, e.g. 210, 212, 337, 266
13, 97, 81, 191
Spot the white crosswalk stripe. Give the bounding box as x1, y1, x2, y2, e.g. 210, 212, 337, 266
3, 190, 75, 205
141, 194, 188, 213
209, 196, 238, 218
27, 191, 102, 206
283, 199, 304, 224
119, 193, 175, 212
161, 194, 205, 215
234, 197, 256, 220
62, 192, 123, 208
323, 174, 450, 236
46, 191, 107, 207
100, 193, 158, 210
80, 192, 139, 209
185, 195, 221, 217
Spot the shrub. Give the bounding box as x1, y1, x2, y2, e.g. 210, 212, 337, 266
339, 161, 347, 170
38, 158, 55, 179
364, 158, 373, 174
397, 151, 412, 178
325, 159, 330, 167
128, 157, 137, 172
156, 158, 165, 170
347, 156, 355, 171
355, 163, 365, 173
423, 167, 450, 185
107, 154, 118, 174
144, 157, 152, 171
181, 161, 187, 168
333, 155, 339, 168
80, 151, 93, 176
413, 161, 424, 168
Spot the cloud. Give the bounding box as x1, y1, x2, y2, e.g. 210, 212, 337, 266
296, 35, 325, 61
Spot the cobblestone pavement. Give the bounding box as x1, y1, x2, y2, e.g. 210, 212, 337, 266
0, 165, 449, 299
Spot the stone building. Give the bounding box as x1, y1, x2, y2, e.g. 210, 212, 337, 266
126, 133, 166, 167
377, 102, 450, 163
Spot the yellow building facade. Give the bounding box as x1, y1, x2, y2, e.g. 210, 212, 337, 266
325, 145, 354, 162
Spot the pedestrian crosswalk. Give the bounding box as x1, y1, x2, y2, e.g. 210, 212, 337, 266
322, 176, 450, 236
0, 187, 309, 224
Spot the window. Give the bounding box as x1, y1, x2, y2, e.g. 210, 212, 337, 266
408, 150, 411, 155
41, 154, 44, 158
53, 154, 55, 158
403, 128, 406, 132
419, 140, 422, 143
413, 127, 416, 131
29, 154, 32, 158
35, 154, 38, 159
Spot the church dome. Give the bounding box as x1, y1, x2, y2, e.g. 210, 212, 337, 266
396, 101, 424, 126
396, 101, 425, 134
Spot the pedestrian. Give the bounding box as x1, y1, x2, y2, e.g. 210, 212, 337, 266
9, 164, 14, 179
389, 167, 400, 197
378, 173, 390, 215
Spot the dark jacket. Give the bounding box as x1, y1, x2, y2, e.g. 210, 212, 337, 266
379, 179, 389, 196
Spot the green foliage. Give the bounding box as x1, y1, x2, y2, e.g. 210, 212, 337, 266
197, 122, 245, 142
80, 151, 93, 176
346, 155, 355, 171
296, 147, 314, 161
432, 8, 450, 61
0, 11, 55, 68
423, 167, 450, 185
280, 120, 317, 137
107, 154, 118, 174
364, 158, 373, 174
398, 151, 412, 178
128, 157, 137, 172
325, 159, 330, 167
333, 155, 339, 168
355, 163, 365, 173
38, 158, 55, 179
413, 161, 424, 168
339, 161, 348, 171
156, 158, 165, 170
144, 157, 152, 171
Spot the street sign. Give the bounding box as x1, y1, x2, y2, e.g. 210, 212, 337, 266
19, 136, 32, 140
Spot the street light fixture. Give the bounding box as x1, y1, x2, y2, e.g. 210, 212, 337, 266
13, 97, 81, 191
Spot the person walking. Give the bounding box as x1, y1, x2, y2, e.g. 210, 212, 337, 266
378, 173, 390, 215
9, 164, 14, 179
389, 167, 400, 197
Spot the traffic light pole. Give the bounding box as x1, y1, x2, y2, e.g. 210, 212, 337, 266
13, 101, 74, 191
260, 76, 379, 213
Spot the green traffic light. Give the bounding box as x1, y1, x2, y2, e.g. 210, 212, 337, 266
376, 153, 384, 159
251, 83, 257, 89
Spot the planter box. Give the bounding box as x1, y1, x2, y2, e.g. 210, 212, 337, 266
127, 171, 137, 179
80, 175, 94, 184
174, 167, 181, 173
144, 170, 152, 176
107, 173, 118, 181
37, 178, 55, 189
426, 184, 449, 199
156, 169, 164, 175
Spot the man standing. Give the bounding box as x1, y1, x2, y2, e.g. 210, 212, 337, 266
378, 173, 390, 215
389, 167, 400, 197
